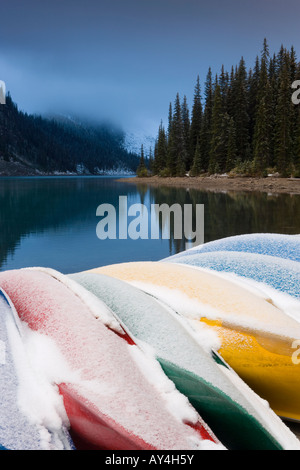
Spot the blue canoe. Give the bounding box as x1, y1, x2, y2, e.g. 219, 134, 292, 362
165, 233, 300, 263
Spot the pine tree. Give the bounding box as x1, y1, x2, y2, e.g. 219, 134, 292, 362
226, 116, 237, 172
253, 84, 272, 175
153, 140, 158, 173
166, 93, 186, 176
276, 44, 286, 78
167, 102, 173, 143
219, 64, 229, 112
268, 53, 279, 166
208, 82, 224, 173
190, 137, 202, 176
234, 57, 250, 161
253, 39, 272, 174
275, 51, 293, 176
137, 144, 147, 177
189, 76, 202, 170
174, 93, 186, 176
154, 121, 167, 174
248, 56, 260, 148
182, 95, 191, 170
165, 102, 174, 175
199, 67, 213, 171
148, 147, 154, 174
166, 135, 175, 176
226, 66, 237, 119
166, 102, 175, 175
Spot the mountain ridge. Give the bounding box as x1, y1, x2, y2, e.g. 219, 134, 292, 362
0, 95, 140, 176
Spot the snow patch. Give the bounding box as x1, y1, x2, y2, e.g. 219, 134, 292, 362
25, 267, 124, 335
128, 279, 298, 341
5, 311, 72, 450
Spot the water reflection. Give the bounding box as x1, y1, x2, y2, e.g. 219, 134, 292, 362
0, 176, 299, 273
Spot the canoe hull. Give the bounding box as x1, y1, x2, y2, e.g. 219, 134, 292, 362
90, 261, 300, 425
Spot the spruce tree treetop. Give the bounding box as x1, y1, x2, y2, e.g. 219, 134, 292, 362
275, 51, 293, 177
189, 75, 203, 169
137, 144, 148, 177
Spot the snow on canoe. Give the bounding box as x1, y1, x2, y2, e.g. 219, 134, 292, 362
70, 271, 300, 450
0, 288, 74, 450
0, 268, 222, 450
89, 261, 300, 424
165, 233, 300, 263
164, 250, 300, 300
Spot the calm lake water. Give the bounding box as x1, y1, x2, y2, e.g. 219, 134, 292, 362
0, 176, 299, 274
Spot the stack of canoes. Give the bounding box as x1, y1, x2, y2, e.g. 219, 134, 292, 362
0, 233, 299, 450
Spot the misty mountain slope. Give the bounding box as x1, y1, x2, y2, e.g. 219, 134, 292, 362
0, 95, 140, 175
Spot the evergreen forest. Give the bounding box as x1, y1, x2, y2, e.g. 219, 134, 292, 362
0, 94, 139, 175
139, 40, 300, 178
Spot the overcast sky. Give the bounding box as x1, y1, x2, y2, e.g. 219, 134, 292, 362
1, 0, 300, 137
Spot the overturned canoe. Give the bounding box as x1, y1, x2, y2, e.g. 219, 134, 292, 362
164, 250, 300, 300
71, 270, 300, 450
0, 268, 221, 451
0, 288, 74, 450
165, 233, 300, 263
90, 261, 300, 423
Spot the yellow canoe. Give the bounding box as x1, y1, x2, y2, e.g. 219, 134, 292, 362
87, 261, 300, 422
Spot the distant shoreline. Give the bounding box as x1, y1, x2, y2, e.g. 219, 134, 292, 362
117, 175, 300, 195
0, 159, 135, 178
